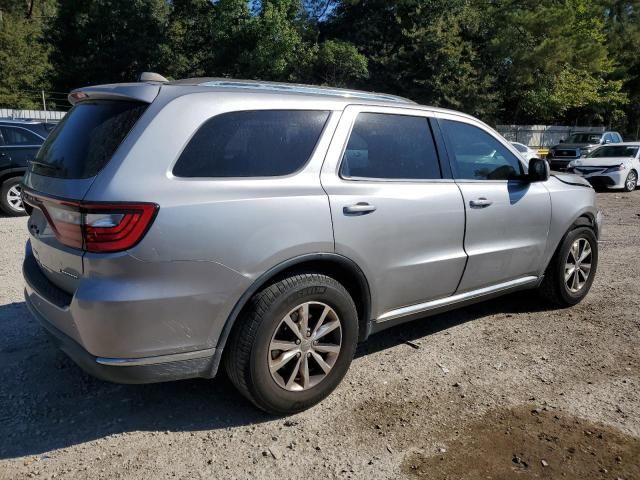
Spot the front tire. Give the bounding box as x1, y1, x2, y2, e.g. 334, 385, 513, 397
539, 226, 598, 307
225, 274, 358, 415
623, 170, 637, 192
0, 177, 27, 216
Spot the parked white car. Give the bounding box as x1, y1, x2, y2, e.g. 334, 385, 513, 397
567, 143, 640, 192
511, 142, 541, 162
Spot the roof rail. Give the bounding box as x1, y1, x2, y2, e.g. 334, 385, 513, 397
199, 79, 414, 104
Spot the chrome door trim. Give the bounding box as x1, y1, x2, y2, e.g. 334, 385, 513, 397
96, 347, 216, 367
375, 275, 539, 323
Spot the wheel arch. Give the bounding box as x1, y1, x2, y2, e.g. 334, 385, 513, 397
0, 167, 26, 185
542, 211, 598, 275
208, 253, 372, 377
571, 212, 596, 230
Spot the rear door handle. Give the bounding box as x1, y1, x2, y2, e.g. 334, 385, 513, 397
343, 202, 377, 215
469, 198, 493, 208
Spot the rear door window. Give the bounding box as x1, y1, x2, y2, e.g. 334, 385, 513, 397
173, 110, 330, 177
32, 101, 147, 179
340, 112, 441, 180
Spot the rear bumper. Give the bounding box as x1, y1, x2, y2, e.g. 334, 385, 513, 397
22, 241, 246, 383
25, 293, 216, 383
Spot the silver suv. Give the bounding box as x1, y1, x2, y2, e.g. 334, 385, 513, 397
22, 78, 602, 414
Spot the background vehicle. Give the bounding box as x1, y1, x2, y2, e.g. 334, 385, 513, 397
0, 120, 50, 216
548, 131, 623, 171
568, 143, 640, 192
511, 141, 541, 162
22, 78, 601, 414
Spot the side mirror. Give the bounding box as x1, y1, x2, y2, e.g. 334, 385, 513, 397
528, 157, 549, 182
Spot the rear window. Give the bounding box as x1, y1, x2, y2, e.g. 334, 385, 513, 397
172, 110, 330, 178
340, 112, 441, 180
31, 101, 147, 179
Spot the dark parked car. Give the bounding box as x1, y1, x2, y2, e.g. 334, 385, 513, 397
547, 131, 623, 171
0, 120, 52, 215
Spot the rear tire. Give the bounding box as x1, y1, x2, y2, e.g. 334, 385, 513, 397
0, 177, 27, 216
623, 170, 637, 192
539, 226, 598, 307
225, 274, 358, 415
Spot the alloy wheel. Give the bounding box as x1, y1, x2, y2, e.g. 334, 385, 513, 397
626, 171, 637, 191
6, 184, 24, 212
564, 238, 592, 293
268, 301, 342, 392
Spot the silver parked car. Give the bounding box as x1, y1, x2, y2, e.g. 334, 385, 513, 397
22, 78, 602, 414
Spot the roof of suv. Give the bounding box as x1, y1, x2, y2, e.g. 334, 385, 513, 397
167, 78, 416, 104
68, 76, 484, 126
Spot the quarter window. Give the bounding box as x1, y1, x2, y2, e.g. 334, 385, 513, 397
340, 112, 441, 180
441, 119, 524, 181
173, 110, 330, 178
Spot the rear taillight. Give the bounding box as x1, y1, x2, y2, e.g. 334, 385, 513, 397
23, 192, 158, 253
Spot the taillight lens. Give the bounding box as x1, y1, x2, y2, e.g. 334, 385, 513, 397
23, 192, 158, 253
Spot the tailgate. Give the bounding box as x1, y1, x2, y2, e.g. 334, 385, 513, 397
22, 90, 155, 295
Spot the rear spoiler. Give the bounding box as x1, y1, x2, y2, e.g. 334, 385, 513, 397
68, 83, 161, 105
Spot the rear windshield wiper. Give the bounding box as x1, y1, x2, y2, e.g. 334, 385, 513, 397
28, 160, 63, 173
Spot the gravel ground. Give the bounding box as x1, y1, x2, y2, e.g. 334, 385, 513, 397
0, 191, 639, 480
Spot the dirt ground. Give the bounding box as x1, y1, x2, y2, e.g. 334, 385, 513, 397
0, 190, 639, 480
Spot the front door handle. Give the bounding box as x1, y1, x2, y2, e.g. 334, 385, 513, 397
469, 197, 493, 208
343, 202, 377, 215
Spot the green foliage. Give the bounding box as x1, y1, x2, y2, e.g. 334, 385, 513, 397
600, 1, 640, 135
48, 0, 171, 92
314, 39, 368, 86
238, 0, 313, 80
328, 0, 497, 116
1, 0, 640, 135
0, 8, 51, 108
487, 0, 628, 124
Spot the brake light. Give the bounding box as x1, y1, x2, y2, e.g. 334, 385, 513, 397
23, 192, 158, 253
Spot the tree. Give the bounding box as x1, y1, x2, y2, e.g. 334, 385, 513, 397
48, 0, 171, 92
314, 39, 368, 86
599, 0, 640, 135
238, 0, 315, 81
487, 0, 628, 125
164, 0, 254, 79
327, 0, 497, 117
0, 3, 52, 108
233, 1, 368, 86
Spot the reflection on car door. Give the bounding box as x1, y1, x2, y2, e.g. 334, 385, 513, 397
321, 106, 467, 319
0, 126, 43, 167
438, 116, 551, 293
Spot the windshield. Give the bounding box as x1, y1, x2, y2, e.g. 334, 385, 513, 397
565, 133, 601, 144
31, 100, 147, 179
587, 145, 639, 158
